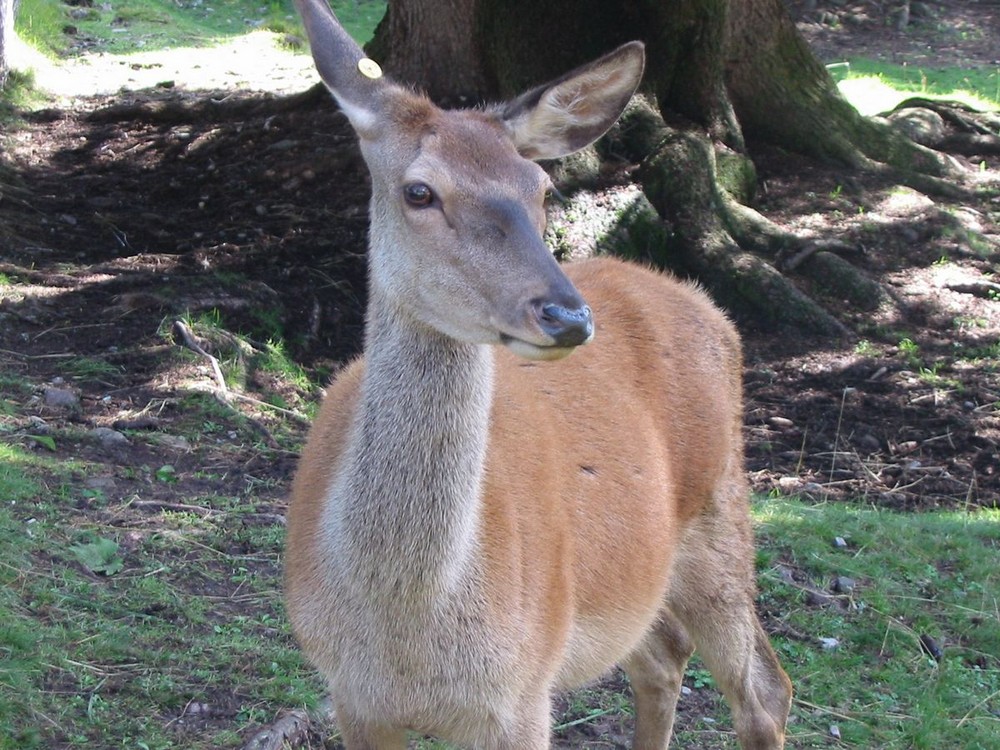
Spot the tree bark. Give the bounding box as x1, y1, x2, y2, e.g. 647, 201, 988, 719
725, 0, 957, 177
367, 0, 485, 103
0, 0, 15, 89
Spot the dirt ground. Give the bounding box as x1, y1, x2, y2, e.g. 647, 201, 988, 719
0, 0, 998, 746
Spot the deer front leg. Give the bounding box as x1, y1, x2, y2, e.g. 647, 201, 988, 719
623, 611, 695, 750
334, 703, 408, 750
484, 693, 552, 750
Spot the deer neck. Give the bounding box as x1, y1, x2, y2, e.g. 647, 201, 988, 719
331, 280, 494, 598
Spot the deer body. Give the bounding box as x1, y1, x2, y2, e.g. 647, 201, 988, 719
286, 1, 791, 747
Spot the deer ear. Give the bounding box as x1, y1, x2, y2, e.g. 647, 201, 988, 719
294, 0, 390, 136
501, 42, 645, 161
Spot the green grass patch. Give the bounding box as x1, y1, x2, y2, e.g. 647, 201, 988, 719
15, 0, 385, 57
833, 59, 1000, 115
756, 498, 1000, 749
0, 445, 43, 502
13, 0, 66, 56
169, 308, 320, 424
62, 356, 124, 384
0, 69, 47, 123
0, 480, 323, 749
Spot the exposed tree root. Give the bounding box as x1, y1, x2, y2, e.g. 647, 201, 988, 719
885, 97, 1000, 157
636, 127, 850, 335
946, 281, 1000, 299
604, 91, 982, 334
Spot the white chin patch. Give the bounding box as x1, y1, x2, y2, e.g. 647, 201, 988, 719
503, 338, 577, 361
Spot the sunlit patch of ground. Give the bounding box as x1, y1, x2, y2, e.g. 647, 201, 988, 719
10, 30, 318, 100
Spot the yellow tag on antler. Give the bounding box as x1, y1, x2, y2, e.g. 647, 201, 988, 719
358, 58, 383, 79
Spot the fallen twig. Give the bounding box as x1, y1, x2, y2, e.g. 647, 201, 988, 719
173, 320, 229, 396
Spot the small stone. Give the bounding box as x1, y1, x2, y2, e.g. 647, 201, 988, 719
84, 476, 117, 491
818, 637, 840, 650
777, 476, 800, 490
88, 427, 130, 450
832, 576, 856, 594
44, 387, 79, 409
768, 416, 795, 429
919, 634, 943, 662
680, 686, 692, 696
806, 590, 836, 607
154, 434, 192, 452
856, 433, 881, 453
829, 724, 842, 739
833, 536, 848, 548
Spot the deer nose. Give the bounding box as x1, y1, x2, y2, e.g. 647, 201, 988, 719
537, 302, 594, 347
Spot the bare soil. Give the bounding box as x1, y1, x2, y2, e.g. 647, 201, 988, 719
0, 1, 998, 747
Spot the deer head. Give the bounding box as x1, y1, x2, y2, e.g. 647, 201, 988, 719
294, 0, 644, 360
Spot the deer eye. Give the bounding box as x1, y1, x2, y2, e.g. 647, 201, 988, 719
403, 182, 434, 208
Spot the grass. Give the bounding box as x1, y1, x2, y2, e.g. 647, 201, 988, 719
832, 59, 1000, 115
755, 498, 1000, 749
0, 443, 324, 750
0, 68, 47, 123
15, 0, 385, 57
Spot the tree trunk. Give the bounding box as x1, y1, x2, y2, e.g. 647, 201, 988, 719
0, 0, 15, 89
366, 0, 964, 334
725, 0, 956, 176
366, 0, 485, 104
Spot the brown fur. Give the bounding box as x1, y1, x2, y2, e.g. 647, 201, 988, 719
287, 1, 791, 746
286, 261, 791, 749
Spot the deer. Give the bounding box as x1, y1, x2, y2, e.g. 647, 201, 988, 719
284, 1, 792, 748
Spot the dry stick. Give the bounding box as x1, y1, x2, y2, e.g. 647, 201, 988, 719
171, 321, 302, 451
172, 320, 229, 396
232, 391, 312, 425
956, 688, 1000, 729
0, 348, 79, 359
829, 387, 851, 488
172, 319, 311, 428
